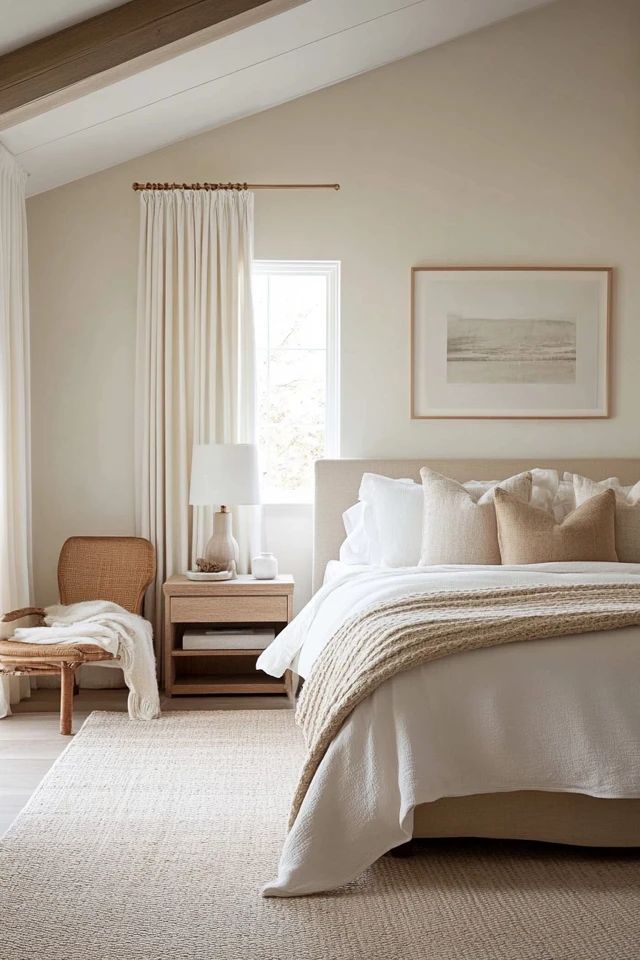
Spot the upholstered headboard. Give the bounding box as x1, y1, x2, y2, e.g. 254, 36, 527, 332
313, 458, 640, 592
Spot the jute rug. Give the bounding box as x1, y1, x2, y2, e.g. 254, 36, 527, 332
1, 711, 639, 960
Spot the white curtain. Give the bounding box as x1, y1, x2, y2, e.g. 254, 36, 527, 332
0, 144, 33, 718
135, 189, 256, 644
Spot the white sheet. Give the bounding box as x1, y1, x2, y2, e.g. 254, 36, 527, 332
323, 558, 370, 584
258, 563, 640, 896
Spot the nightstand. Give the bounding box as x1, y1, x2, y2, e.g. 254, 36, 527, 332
162, 574, 294, 697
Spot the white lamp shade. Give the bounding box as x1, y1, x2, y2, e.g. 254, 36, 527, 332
189, 444, 261, 506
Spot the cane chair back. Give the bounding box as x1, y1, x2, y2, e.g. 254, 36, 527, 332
57, 537, 155, 614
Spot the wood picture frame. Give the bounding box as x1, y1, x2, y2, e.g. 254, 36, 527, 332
411, 266, 612, 419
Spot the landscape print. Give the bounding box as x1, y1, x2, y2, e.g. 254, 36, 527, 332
446, 315, 577, 384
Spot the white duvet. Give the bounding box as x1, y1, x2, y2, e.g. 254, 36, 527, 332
257, 562, 640, 896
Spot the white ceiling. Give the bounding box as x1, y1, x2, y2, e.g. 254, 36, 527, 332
1, 0, 551, 196
0, 0, 125, 55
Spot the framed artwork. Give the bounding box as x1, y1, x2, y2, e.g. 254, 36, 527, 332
411, 267, 611, 419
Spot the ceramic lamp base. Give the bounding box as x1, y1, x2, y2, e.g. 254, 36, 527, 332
203, 506, 239, 579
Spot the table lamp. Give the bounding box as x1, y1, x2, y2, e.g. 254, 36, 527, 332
189, 443, 260, 580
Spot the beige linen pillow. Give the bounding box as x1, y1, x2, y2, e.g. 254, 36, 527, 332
571, 474, 640, 563
495, 487, 618, 564
419, 468, 532, 565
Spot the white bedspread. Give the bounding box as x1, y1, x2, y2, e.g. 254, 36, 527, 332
257, 563, 640, 896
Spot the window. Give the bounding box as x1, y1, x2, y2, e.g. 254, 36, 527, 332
252, 260, 340, 502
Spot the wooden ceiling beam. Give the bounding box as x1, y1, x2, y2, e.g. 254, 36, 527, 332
0, 0, 303, 124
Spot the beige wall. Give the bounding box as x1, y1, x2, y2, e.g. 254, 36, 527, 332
27, 0, 640, 606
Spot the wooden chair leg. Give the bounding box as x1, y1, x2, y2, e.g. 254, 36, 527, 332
60, 663, 75, 736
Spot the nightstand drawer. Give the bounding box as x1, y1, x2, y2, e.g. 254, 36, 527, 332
170, 595, 288, 624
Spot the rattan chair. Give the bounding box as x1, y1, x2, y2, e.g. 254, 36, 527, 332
0, 537, 155, 735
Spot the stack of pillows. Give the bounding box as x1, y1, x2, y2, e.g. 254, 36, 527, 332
340, 468, 640, 567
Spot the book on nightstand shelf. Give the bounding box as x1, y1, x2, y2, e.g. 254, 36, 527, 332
182, 628, 275, 651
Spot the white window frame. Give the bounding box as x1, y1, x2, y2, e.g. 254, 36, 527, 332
252, 259, 340, 503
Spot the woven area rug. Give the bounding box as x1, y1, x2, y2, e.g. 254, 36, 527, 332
1, 711, 639, 960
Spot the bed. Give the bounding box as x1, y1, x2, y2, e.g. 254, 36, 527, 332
258, 458, 640, 896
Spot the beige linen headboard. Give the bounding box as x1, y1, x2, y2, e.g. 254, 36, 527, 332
313, 458, 640, 592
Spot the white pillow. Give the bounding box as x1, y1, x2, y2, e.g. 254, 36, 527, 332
467, 469, 572, 521
553, 479, 576, 521
565, 472, 640, 502
358, 474, 422, 567
338, 475, 424, 566
419, 468, 532, 565
339, 501, 373, 565
524, 468, 573, 521
464, 468, 559, 512
569, 473, 640, 563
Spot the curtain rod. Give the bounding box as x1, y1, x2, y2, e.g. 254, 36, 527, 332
131, 181, 340, 191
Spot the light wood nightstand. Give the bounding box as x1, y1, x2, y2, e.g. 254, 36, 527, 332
162, 574, 294, 697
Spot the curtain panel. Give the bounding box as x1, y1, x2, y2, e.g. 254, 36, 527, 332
135, 189, 256, 643
0, 144, 33, 717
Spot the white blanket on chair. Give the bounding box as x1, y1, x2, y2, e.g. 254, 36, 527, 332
14, 601, 160, 721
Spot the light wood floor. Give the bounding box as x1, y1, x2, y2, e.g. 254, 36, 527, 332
1, 688, 291, 836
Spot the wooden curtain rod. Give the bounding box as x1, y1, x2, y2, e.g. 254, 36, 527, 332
131, 181, 340, 191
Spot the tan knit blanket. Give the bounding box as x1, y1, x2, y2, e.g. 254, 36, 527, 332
290, 582, 640, 827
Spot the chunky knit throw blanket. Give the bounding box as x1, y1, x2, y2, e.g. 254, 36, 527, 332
290, 582, 640, 827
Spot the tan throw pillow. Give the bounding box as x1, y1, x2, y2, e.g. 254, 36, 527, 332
571, 474, 640, 563
419, 468, 532, 565
495, 487, 618, 564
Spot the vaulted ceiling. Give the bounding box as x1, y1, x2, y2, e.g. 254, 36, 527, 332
0, 0, 553, 196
